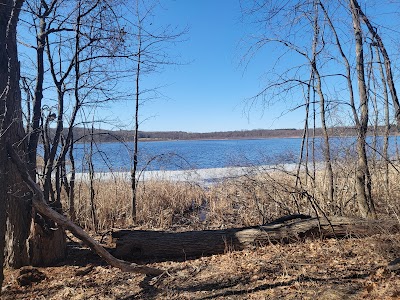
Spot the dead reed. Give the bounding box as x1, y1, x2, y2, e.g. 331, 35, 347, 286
60, 159, 400, 232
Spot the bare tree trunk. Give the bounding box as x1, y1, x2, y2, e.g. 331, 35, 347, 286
375, 45, 390, 198
309, 2, 334, 204
68, 135, 76, 222
0, 0, 29, 285
0, 6, 7, 280
370, 90, 379, 166
350, 0, 400, 128
69, 2, 81, 223
0, 147, 5, 290
27, 2, 54, 178
321, 1, 376, 218
89, 122, 98, 232
1, 0, 32, 269
321, 0, 359, 129
350, 0, 375, 219
43, 84, 64, 204
27, 21, 72, 264
366, 42, 378, 167
131, 47, 140, 223
131, 4, 142, 223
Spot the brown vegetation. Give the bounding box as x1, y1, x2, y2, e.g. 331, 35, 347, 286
3, 233, 400, 299
60, 160, 400, 233
3, 0, 400, 298
2, 158, 400, 298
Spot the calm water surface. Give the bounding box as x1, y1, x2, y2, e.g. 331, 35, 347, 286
68, 136, 400, 172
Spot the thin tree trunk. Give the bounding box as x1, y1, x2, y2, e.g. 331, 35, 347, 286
69, 135, 76, 222
131, 16, 142, 223
89, 122, 98, 232
55, 164, 61, 209
367, 43, 378, 168
350, 0, 400, 128
69, 1, 81, 223
319, 1, 360, 127
29, 109, 66, 266
350, 0, 375, 219
375, 46, 390, 198
21, 77, 31, 133
309, 3, 334, 204
43, 85, 64, 204
27, 7, 48, 178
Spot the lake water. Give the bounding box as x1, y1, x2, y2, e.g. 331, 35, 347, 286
68, 136, 400, 173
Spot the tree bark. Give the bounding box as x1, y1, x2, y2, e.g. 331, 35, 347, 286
24, 1, 70, 267
350, 0, 400, 128
131, 2, 142, 223
375, 45, 390, 198
0, 0, 28, 291
27, 5, 48, 178
350, 0, 376, 219
310, 2, 334, 204
0, 0, 32, 271
112, 216, 398, 261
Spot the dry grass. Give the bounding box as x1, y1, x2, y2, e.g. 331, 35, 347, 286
60, 159, 400, 232
4, 159, 400, 299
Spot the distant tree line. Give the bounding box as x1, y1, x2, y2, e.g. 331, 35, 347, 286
47, 125, 399, 143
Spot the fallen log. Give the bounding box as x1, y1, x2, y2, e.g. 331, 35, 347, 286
112, 216, 399, 261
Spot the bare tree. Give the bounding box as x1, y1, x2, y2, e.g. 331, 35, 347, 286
241, 1, 335, 209
349, 0, 400, 128
1, 0, 35, 270
374, 44, 390, 197
349, 0, 375, 218
240, 0, 400, 218
16, 0, 130, 264
128, 0, 185, 222
309, 1, 334, 205
1, 1, 164, 286
7, 142, 164, 276
349, 0, 400, 207
0, 0, 27, 287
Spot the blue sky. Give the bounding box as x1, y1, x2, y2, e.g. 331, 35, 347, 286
112, 0, 306, 132
18, 0, 400, 133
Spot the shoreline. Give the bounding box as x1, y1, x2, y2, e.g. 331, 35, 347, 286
62, 132, 399, 144
66, 135, 306, 145
71, 163, 319, 184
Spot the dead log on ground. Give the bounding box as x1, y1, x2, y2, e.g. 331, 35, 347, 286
112, 216, 399, 261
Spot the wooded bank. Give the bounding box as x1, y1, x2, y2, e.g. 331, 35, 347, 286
49, 126, 398, 143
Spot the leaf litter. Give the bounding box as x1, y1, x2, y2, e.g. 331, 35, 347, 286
2, 233, 400, 299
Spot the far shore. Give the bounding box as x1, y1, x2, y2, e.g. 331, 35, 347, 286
47, 126, 398, 144
65, 132, 398, 144
68, 135, 306, 145
136, 135, 305, 142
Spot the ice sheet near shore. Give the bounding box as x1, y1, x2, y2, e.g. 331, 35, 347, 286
72, 163, 316, 184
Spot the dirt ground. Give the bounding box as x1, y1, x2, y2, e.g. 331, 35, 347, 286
2, 233, 400, 299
